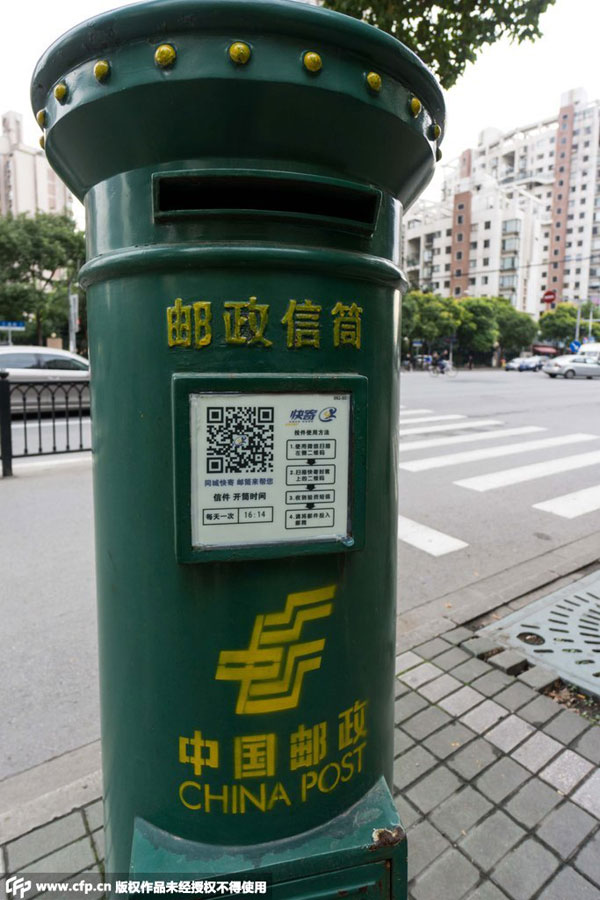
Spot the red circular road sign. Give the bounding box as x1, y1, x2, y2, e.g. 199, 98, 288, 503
542, 290, 557, 304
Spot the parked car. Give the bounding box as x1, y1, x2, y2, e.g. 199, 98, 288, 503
505, 357, 524, 371
543, 354, 600, 379
0, 345, 90, 413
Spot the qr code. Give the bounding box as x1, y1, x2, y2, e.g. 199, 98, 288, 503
206, 407, 274, 474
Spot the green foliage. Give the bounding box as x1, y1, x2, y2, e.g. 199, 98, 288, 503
403, 292, 538, 359
321, 0, 555, 88
0, 213, 85, 345
495, 299, 538, 357
539, 303, 600, 343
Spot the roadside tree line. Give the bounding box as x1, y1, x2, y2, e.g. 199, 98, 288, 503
402, 292, 600, 363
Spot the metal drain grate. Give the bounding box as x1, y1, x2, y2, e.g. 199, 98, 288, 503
482, 572, 600, 697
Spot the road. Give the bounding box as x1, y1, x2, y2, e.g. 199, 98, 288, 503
398, 369, 600, 610
2, 370, 600, 779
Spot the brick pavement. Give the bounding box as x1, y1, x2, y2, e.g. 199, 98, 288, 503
1, 629, 599, 899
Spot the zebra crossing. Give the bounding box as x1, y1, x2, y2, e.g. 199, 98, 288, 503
398, 405, 600, 556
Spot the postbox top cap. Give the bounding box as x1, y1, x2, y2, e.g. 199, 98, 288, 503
31, 0, 444, 126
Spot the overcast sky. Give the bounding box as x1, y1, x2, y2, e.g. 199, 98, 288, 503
3, 0, 600, 214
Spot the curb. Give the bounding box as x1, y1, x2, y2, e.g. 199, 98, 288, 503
0, 742, 102, 845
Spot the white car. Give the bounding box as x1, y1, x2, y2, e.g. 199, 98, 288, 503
0, 345, 90, 412
543, 354, 600, 379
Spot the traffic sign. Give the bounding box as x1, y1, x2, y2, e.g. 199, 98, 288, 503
570, 340, 581, 352
412, 340, 423, 346
0, 321, 25, 330
541, 290, 556, 304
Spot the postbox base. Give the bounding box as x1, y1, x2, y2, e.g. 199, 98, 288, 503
129, 778, 406, 898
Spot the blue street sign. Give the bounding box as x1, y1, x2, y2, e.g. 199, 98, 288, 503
570, 340, 581, 352
0, 321, 25, 330
412, 340, 423, 346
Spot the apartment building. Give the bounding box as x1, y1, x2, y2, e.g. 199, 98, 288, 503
0, 111, 72, 217
403, 88, 600, 317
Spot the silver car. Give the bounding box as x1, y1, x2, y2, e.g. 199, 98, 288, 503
0, 345, 90, 412
543, 354, 600, 379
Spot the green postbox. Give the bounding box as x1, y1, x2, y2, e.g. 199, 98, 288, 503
33, 1, 443, 892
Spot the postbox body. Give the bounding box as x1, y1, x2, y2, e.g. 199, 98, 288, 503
32, 2, 443, 892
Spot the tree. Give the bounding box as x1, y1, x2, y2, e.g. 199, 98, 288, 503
0, 213, 85, 346
539, 304, 578, 344
494, 299, 538, 358
456, 297, 499, 354
322, 0, 556, 89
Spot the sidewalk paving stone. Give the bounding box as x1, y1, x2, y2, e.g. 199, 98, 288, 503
504, 779, 562, 828
442, 627, 473, 645
16, 836, 96, 877
536, 801, 597, 859
406, 820, 450, 880
446, 738, 501, 780
395, 692, 428, 722
418, 673, 462, 702
573, 725, 600, 764
485, 715, 535, 753
406, 766, 462, 815
543, 709, 590, 744
461, 637, 501, 658
518, 696, 561, 727
461, 700, 507, 734
464, 884, 510, 900
395, 679, 411, 698
6, 812, 86, 872
402, 706, 452, 740
460, 809, 525, 871
414, 638, 452, 660
399, 663, 443, 689
423, 722, 476, 760
574, 831, 600, 885
470, 670, 514, 697
493, 683, 538, 712
488, 649, 528, 675
82, 801, 103, 834
538, 867, 600, 900
430, 786, 492, 841
396, 651, 423, 673
394, 727, 415, 757
452, 659, 493, 684
394, 796, 422, 830
475, 758, 530, 803
439, 686, 484, 717
491, 838, 560, 900
434, 647, 471, 671
91, 829, 104, 863
393, 745, 437, 791
572, 770, 600, 818
539, 749, 594, 794
511, 732, 563, 773
518, 665, 559, 691
412, 848, 479, 900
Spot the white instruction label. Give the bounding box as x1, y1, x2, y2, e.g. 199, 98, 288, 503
190, 392, 351, 548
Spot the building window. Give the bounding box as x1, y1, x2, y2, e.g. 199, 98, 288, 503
446, 229, 452, 236
483, 239, 490, 248
455, 268, 462, 276
456, 251, 463, 260
483, 258, 489, 266
457, 233, 463, 242
454, 287, 461, 296
458, 203, 464, 210
457, 215, 464, 224
484, 221, 491, 230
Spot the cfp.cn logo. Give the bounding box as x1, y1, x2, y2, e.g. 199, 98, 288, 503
6, 877, 32, 899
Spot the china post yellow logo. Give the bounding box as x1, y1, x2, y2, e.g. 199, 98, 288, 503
215, 585, 335, 714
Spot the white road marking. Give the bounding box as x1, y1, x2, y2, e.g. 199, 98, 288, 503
534, 485, 600, 519
398, 414, 466, 425
400, 433, 600, 472
12, 454, 92, 470
399, 426, 545, 453
399, 408, 433, 416
455, 450, 600, 492
401, 418, 502, 437
397, 515, 468, 556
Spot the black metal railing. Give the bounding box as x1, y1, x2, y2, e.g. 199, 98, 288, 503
0, 372, 91, 476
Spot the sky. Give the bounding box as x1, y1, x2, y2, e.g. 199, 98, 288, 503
2, 0, 600, 215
